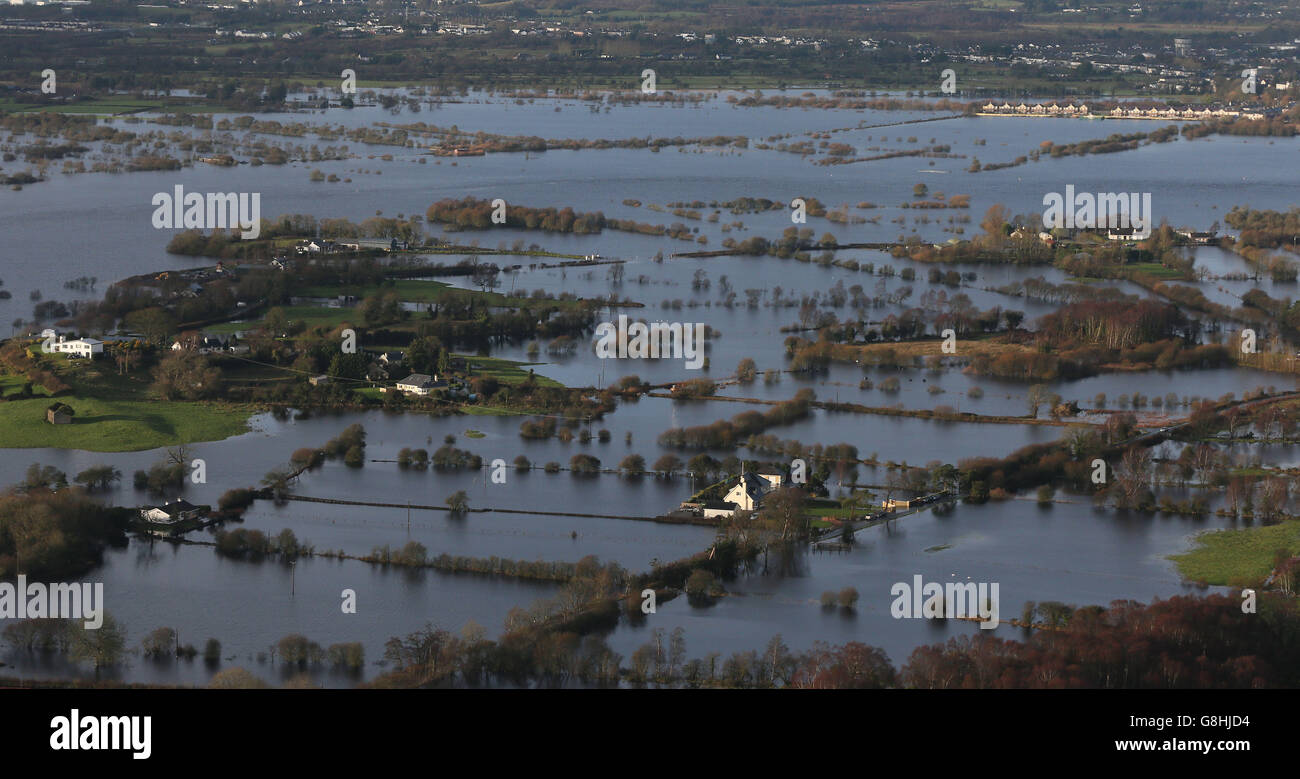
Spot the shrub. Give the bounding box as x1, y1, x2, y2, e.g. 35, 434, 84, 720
218, 488, 256, 514
838, 587, 860, 609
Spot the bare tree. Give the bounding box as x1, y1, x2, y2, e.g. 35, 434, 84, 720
1256, 478, 1289, 522
1112, 447, 1153, 509
1193, 444, 1218, 486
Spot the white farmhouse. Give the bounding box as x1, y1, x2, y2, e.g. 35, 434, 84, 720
723, 472, 776, 512
46, 336, 104, 359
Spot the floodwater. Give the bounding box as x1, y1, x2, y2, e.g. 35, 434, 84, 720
0, 90, 1291, 685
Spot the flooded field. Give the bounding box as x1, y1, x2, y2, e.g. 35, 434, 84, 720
1, 91, 1294, 686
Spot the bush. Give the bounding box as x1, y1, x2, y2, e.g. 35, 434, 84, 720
570, 454, 601, 474
685, 569, 722, 606
141, 627, 177, 658
276, 634, 323, 666
328, 642, 365, 670
218, 488, 256, 514
838, 587, 860, 609
290, 447, 323, 469
619, 454, 645, 476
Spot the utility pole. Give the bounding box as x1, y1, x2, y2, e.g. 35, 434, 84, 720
290, 561, 296, 597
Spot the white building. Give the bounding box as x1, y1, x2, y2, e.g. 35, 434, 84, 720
701, 500, 739, 519
723, 472, 778, 512
396, 373, 438, 395
47, 336, 104, 359
755, 469, 785, 491
139, 499, 203, 525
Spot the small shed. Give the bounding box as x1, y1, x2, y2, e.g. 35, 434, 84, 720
46, 403, 74, 425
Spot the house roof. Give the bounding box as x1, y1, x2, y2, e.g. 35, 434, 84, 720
702, 500, 738, 511
147, 499, 199, 518
398, 373, 434, 387
730, 472, 768, 502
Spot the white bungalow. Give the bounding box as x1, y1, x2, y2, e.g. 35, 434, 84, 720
701, 500, 739, 519
395, 373, 439, 395
139, 499, 204, 525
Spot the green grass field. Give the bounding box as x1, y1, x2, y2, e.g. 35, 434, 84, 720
296, 279, 587, 310
0, 396, 252, 452
0, 374, 53, 398
1169, 521, 1300, 586
205, 306, 358, 334
806, 506, 856, 519
1126, 262, 1188, 279
0, 96, 223, 115
462, 356, 563, 388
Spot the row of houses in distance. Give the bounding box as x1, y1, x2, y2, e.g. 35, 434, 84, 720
979, 102, 1091, 115
293, 238, 410, 255
1011, 225, 1218, 246
979, 101, 1265, 120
